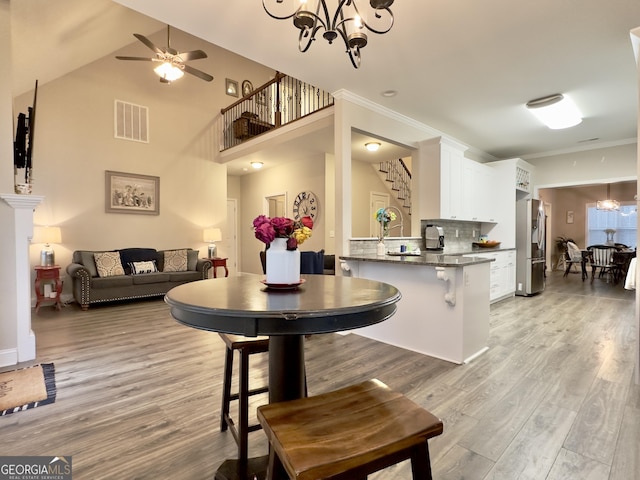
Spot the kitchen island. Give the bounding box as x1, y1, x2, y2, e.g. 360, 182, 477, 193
339, 252, 493, 364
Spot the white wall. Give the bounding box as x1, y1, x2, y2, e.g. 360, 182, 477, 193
0, 0, 19, 360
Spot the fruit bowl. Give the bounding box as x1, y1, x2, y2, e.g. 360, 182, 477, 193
473, 241, 501, 248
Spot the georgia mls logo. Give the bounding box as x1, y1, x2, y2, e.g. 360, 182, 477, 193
0, 455, 72, 479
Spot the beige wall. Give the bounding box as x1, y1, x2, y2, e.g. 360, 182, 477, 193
11, 28, 274, 297
351, 159, 407, 238
540, 182, 637, 265
239, 155, 327, 275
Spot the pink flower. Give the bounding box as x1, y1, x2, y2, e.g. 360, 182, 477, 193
252, 215, 313, 250
254, 222, 275, 244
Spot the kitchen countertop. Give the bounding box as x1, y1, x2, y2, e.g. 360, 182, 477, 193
339, 252, 494, 267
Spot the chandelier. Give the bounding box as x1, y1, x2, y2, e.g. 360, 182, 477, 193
596, 184, 620, 211
262, 0, 395, 68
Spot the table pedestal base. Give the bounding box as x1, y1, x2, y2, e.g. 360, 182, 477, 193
215, 455, 268, 480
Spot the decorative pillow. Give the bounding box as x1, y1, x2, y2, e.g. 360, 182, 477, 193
187, 250, 198, 271
163, 249, 188, 272
94, 251, 125, 278
129, 260, 158, 275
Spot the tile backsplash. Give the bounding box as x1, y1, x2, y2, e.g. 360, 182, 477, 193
420, 219, 482, 253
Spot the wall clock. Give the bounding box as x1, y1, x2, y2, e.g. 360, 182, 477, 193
293, 191, 318, 222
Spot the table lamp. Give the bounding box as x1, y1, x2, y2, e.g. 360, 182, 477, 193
34, 226, 62, 266
203, 228, 222, 258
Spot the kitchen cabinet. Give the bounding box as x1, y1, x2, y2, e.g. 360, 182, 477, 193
462, 160, 497, 222
418, 136, 500, 222
467, 250, 516, 303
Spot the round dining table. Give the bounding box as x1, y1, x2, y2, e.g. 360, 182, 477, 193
165, 273, 401, 480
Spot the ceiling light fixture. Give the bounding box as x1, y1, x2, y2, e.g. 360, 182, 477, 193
596, 184, 620, 211
251, 161, 264, 169
365, 142, 381, 152
526, 93, 582, 129
154, 62, 184, 82
262, 0, 396, 68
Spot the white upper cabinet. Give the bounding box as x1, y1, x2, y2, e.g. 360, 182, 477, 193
462, 160, 497, 223
416, 136, 498, 222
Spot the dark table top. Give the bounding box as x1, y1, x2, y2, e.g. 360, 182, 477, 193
164, 274, 402, 337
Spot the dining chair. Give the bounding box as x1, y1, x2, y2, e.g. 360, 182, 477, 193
588, 245, 617, 283
563, 241, 586, 279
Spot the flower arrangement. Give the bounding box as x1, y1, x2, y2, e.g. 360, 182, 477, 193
253, 215, 313, 250
374, 207, 397, 241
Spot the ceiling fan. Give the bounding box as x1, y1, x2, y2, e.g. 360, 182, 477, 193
116, 25, 213, 84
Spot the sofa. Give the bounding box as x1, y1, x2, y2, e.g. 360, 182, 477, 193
66, 248, 211, 310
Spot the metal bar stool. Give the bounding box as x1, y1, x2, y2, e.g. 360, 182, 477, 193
219, 333, 270, 462
257, 379, 443, 480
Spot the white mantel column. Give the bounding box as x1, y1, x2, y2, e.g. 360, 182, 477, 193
1, 193, 44, 363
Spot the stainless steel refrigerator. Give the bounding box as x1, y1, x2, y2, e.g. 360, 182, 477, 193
515, 198, 546, 296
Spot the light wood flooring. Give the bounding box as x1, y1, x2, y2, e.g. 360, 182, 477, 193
2, 270, 638, 479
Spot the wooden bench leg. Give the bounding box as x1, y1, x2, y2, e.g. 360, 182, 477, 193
410, 442, 433, 480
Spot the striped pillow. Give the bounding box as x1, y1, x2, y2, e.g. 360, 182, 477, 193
129, 260, 158, 275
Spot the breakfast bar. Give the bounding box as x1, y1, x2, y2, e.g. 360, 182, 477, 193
340, 252, 493, 364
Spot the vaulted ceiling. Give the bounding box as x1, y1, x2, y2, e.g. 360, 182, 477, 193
12, 0, 640, 162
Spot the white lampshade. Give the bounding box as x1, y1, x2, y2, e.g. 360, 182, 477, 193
34, 226, 62, 245
203, 228, 222, 242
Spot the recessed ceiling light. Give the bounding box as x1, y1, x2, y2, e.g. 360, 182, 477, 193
251, 162, 263, 169
381, 90, 397, 98
526, 93, 582, 129
365, 142, 381, 152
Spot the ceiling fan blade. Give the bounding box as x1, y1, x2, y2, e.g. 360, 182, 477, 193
177, 50, 208, 62
133, 33, 163, 54
115, 56, 155, 61
159, 77, 170, 84
183, 64, 214, 82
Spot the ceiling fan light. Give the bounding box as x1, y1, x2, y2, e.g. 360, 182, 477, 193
526, 93, 582, 129
154, 62, 184, 82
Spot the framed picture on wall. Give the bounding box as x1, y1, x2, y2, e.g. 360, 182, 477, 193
105, 171, 160, 215
225, 78, 239, 97
566, 210, 574, 224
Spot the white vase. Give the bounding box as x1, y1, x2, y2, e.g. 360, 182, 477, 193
266, 237, 301, 284
377, 240, 386, 256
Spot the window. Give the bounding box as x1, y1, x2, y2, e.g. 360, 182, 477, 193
586, 202, 637, 247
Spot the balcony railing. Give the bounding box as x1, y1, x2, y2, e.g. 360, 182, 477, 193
219, 72, 334, 151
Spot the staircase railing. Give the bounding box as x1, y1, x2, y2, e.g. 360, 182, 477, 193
379, 158, 412, 214
219, 72, 334, 150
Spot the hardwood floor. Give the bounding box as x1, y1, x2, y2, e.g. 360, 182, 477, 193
2, 270, 638, 479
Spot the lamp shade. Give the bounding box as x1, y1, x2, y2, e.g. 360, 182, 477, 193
34, 226, 62, 245
203, 228, 222, 242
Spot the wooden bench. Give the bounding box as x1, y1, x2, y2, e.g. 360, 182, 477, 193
257, 379, 443, 479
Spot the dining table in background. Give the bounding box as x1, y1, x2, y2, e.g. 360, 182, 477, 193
165, 273, 401, 480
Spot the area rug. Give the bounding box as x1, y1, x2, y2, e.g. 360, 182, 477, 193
0, 363, 56, 416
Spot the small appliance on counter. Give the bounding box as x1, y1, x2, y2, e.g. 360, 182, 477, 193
424, 225, 444, 250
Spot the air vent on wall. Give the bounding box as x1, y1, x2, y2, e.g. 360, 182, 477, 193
114, 100, 149, 143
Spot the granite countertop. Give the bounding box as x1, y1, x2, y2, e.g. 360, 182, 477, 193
339, 252, 494, 267
446, 246, 516, 255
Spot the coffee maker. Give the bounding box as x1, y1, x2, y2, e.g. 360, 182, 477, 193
424, 225, 445, 250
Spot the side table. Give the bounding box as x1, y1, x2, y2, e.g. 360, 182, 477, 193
35, 265, 63, 313
208, 257, 229, 278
